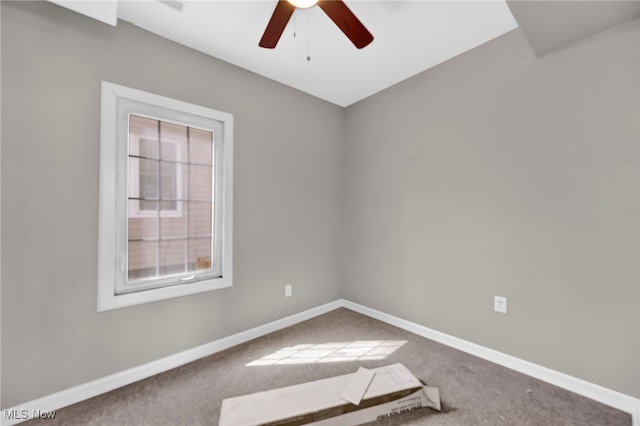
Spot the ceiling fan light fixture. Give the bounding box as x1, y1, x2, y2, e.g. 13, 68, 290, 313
287, 0, 319, 9
260, 0, 373, 50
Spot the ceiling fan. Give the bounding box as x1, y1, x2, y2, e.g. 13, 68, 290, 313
259, 0, 374, 49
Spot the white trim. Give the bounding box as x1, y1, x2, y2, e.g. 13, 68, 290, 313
2, 299, 638, 425
340, 299, 640, 425
0, 300, 343, 426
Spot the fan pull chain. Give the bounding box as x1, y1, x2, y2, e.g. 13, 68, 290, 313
293, 14, 297, 38
306, 12, 311, 61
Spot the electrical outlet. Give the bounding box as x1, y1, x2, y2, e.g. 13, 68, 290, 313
494, 296, 507, 314
285, 285, 292, 298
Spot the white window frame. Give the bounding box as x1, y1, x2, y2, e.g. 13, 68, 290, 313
97, 81, 233, 312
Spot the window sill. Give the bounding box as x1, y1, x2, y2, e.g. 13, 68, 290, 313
97, 275, 232, 312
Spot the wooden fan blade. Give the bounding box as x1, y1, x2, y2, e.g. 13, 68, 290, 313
318, 0, 373, 49
259, 1, 296, 48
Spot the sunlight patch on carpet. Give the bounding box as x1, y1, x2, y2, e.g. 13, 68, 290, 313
245, 340, 407, 366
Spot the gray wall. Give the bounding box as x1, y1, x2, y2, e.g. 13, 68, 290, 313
343, 24, 639, 397
1, 1, 343, 407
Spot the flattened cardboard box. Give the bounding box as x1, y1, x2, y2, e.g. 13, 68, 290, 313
219, 363, 441, 426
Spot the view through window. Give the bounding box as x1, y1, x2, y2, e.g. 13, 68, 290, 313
127, 115, 215, 283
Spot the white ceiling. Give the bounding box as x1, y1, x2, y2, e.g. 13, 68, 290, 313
507, 0, 640, 57
115, 1, 519, 107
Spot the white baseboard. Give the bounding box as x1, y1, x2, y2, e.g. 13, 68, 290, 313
3, 298, 639, 426
0, 300, 343, 426
340, 299, 640, 426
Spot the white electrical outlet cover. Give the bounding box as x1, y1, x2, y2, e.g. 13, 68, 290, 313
494, 296, 507, 314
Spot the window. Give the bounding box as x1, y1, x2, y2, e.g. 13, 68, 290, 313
98, 82, 233, 311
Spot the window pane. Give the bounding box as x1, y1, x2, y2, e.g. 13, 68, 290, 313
128, 157, 151, 200
125, 113, 219, 288
128, 200, 158, 240
130, 115, 159, 159
189, 164, 212, 200
128, 241, 158, 281
140, 159, 159, 201
129, 157, 159, 203
160, 122, 188, 161
159, 240, 186, 276
160, 141, 177, 161
159, 160, 179, 202
139, 138, 159, 159
188, 238, 212, 273
140, 199, 158, 211
160, 201, 187, 239
190, 128, 213, 165
189, 201, 212, 237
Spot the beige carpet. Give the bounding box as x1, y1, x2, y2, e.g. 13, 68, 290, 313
24, 308, 631, 425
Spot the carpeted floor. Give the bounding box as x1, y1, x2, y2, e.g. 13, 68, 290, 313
24, 308, 631, 425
